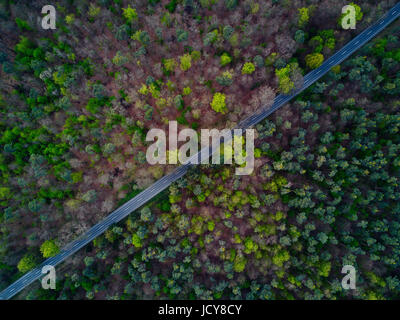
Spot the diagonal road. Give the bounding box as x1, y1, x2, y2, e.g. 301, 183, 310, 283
1, 2, 399, 300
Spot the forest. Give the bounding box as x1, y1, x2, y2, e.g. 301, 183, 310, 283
0, 0, 399, 300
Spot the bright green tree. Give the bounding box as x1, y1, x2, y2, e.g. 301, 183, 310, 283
350, 2, 363, 21
241, 62, 255, 75
210, 92, 227, 113
305, 53, 324, 69
298, 7, 310, 27
88, 4, 101, 20
40, 240, 60, 258
17, 254, 36, 273
132, 233, 143, 248
233, 255, 247, 272
220, 53, 232, 66
275, 65, 295, 94
122, 5, 138, 23
0, 187, 11, 200
180, 54, 192, 71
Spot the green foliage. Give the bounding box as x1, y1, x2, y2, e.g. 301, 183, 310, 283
305, 53, 324, 69
0, 187, 12, 201
15, 18, 32, 31
210, 92, 227, 114
272, 249, 290, 267
220, 53, 232, 67
122, 5, 138, 23
180, 54, 192, 71
165, 0, 178, 13
132, 233, 143, 248
176, 29, 188, 42
275, 64, 295, 94
182, 87, 191, 96
318, 261, 331, 277
216, 71, 234, 86
298, 7, 310, 28
203, 30, 219, 46
17, 254, 36, 273
295, 30, 305, 44
65, 14, 75, 24
112, 51, 129, 66
225, 0, 238, 10
40, 240, 60, 258
233, 255, 247, 272
82, 190, 97, 203
241, 62, 255, 75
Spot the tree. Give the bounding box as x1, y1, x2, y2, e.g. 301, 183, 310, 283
298, 7, 310, 28
272, 249, 290, 267
140, 207, 154, 222
163, 58, 177, 73
210, 92, 227, 114
88, 4, 101, 21
115, 25, 131, 41
132, 233, 143, 248
295, 30, 305, 44
180, 54, 192, 71
122, 5, 138, 23
233, 255, 247, 272
216, 71, 234, 86
103, 143, 116, 155
241, 62, 255, 75
40, 240, 60, 258
203, 30, 218, 46
220, 53, 232, 67
65, 14, 75, 25
318, 261, 331, 277
0, 187, 12, 201
17, 254, 36, 273
305, 53, 324, 69
275, 65, 294, 94
82, 190, 97, 203
15, 18, 32, 31
225, 0, 238, 10
112, 51, 129, 66
176, 29, 188, 42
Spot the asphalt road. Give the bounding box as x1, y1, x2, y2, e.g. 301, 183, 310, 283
1, 2, 399, 300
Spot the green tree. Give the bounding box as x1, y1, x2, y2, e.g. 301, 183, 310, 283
220, 53, 232, 67
275, 65, 295, 94
122, 5, 138, 23
210, 92, 227, 114
305, 53, 324, 69
132, 233, 143, 248
180, 54, 192, 71
298, 7, 310, 28
0, 187, 12, 201
318, 261, 331, 277
112, 51, 129, 66
216, 71, 234, 86
233, 255, 247, 272
40, 240, 60, 258
17, 254, 36, 273
241, 62, 255, 75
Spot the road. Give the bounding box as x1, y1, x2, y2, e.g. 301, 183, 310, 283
1, 2, 399, 300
